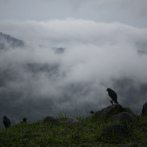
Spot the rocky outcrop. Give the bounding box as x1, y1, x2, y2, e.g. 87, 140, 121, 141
94, 104, 143, 146
42, 103, 147, 146
44, 116, 60, 124
102, 124, 128, 137
124, 107, 137, 116
0, 32, 24, 48
111, 112, 137, 124
44, 116, 80, 126
94, 104, 126, 119
66, 117, 80, 126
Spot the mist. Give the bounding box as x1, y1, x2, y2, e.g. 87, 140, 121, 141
0, 19, 147, 128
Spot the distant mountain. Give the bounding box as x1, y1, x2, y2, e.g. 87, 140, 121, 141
0, 32, 24, 49
52, 47, 65, 54
138, 50, 147, 55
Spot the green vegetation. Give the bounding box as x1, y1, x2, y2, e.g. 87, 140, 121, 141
0, 111, 147, 147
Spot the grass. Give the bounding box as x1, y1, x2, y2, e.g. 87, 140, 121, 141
0, 110, 147, 147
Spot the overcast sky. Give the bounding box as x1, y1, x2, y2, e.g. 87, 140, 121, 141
0, 0, 147, 28
0, 0, 147, 128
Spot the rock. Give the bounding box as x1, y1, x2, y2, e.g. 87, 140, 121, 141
102, 124, 127, 137
141, 102, 147, 117
95, 104, 126, 119
55, 117, 65, 122
117, 143, 141, 147
66, 117, 80, 126
111, 112, 137, 124
124, 107, 136, 116
44, 116, 59, 124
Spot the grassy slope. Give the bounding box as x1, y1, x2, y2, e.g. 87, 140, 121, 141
0, 112, 147, 147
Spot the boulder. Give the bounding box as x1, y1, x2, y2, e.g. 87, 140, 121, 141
95, 104, 126, 119
66, 117, 80, 126
44, 116, 60, 124
102, 124, 128, 137
124, 107, 136, 116
111, 112, 137, 124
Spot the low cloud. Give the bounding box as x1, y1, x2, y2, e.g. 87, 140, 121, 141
0, 19, 147, 128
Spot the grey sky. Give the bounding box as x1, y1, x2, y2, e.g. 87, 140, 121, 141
0, 0, 147, 128
0, 0, 147, 27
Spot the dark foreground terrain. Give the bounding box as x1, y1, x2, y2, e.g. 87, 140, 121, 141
0, 105, 147, 147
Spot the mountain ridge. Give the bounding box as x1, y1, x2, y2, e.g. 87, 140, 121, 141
0, 32, 24, 49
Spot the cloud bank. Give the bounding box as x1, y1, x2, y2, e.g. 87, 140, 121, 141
0, 0, 147, 27
0, 19, 147, 127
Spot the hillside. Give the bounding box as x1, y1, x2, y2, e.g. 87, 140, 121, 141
0, 32, 24, 49
0, 105, 147, 147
